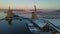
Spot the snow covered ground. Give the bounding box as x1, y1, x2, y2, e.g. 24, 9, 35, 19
14, 11, 60, 29
0, 11, 60, 28
0, 11, 60, 34
0, 12, 7, 19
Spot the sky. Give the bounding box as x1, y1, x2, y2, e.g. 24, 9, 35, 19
0, 0, 60, 9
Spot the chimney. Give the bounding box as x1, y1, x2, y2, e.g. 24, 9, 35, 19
32, 5, 38, 19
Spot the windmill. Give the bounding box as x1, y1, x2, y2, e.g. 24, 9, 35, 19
32, 0, 39, 19
6, 6, 13, 25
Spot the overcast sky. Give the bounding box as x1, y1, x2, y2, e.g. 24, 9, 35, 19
0, 0, 60, 9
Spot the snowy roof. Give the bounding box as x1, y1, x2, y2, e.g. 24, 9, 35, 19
33, 19, 47, 28
45, 19, 60, 28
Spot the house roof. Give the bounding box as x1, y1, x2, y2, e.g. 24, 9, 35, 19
33, 19, 47, 28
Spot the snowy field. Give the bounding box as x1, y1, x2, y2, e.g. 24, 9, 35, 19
0, 11, 60, 34
0, 11, 60, 29
13, 11, 60, 28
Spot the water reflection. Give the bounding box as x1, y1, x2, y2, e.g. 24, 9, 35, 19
7, 19, 12, 25
0, 12, 32, 34
5, 17, 12, 25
